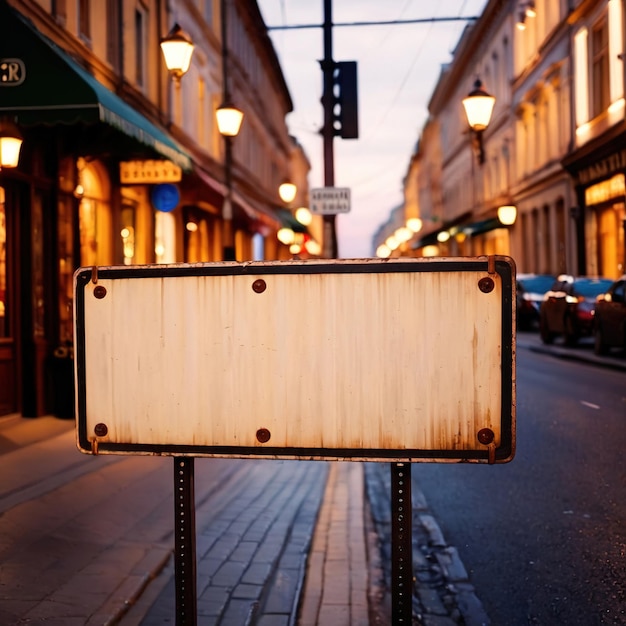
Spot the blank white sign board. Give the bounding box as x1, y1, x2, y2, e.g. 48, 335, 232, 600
74, 257, 515, 462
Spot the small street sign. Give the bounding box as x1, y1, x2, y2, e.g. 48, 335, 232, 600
310, 187, 351, 214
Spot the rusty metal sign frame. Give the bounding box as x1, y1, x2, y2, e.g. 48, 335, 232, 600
74, 257, 516, 464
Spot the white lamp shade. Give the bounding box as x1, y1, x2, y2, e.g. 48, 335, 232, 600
216, 105, 244, 137
385, 235, 400, 251
295, 207, 312, 225
305, 239, 321, 255
0, 136, 22, 168
497, 205, 517, 225
277, 227, 295, 245
0, 119, 23, 168
407, 217, 423, 233
160, 24, 194, 77
462, 79, 496, 131
394, 226, 412, 243
279, 182, 297, 203
376, 244, 391, 258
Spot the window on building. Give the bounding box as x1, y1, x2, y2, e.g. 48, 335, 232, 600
51, 0, 67, 25
79, 0, 91, 43
106, 0, 122, 72
204, 0, 214, 26
591, 16, 610, 118
135, 8, 146, 89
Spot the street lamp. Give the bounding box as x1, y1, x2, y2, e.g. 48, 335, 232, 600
160, 24, 195, 82
462, 78, 495, 165
497, 205, 517, 225
217, 0, 244, 261
295, 207, 312, 226
0, 118, 23, 168
278, 181, 297, 204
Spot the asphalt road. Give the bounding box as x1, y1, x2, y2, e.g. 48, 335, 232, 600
411, 345, 626, 625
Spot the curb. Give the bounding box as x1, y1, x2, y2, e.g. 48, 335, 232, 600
520, 341, 626, 372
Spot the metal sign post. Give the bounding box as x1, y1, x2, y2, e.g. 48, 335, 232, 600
391, 462, 413, 624
173, 457, 197, 626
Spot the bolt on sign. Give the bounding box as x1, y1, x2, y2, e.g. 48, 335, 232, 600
74, 257, 516, 463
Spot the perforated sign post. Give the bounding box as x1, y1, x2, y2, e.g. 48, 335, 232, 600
74, 257, 516, 625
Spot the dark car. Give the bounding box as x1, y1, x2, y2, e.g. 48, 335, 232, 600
593, 275, 626, 355
516, 273, 556, 330
539, 275, 613, 346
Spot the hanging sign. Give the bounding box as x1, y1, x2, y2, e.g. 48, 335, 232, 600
310, 187, 351, 214
120, 160, 182, 184
151, 183, 180, 212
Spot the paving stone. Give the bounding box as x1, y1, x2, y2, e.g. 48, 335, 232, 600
219, 597, 256, 625
241, 561, 273, 585
214, 560, 247, 587
417, 587, 449, 615
263, 568, 300, 614
232, 582, 263, 600
257, 616, 290, 626
435, 547, 469, 582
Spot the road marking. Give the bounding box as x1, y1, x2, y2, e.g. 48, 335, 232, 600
580, 400, 600, 410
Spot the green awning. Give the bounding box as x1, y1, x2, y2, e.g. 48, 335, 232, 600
276, 208, 309, 233
0, 3, 192, 171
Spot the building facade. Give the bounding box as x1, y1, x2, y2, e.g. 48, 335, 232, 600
0, 0, 313, 418
373, 0, 625, 285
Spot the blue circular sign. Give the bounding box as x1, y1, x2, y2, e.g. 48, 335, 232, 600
151, 183, 180, 212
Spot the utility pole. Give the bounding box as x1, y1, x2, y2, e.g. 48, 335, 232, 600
321, 0, 338, 259
268, 10, 475, 261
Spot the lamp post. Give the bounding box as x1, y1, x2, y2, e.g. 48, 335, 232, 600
462, 78, 495, 165
217, 0, 243, 261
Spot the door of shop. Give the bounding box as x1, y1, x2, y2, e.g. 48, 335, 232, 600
0, 184, 18, 415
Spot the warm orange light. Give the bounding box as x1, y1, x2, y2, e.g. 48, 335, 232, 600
216, 104, 244, 137
462, 79, 495, 131
160, 24, 194, 80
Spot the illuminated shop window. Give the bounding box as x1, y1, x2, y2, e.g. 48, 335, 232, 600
0, 187, 6, 337
120, 204, 136, 265
155, 211, 176, 263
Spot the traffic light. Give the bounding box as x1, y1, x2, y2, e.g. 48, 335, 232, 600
333, 61, 358, 139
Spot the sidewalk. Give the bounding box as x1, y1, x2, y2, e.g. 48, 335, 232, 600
0, 414, 379, 626
1, 333, 622, 625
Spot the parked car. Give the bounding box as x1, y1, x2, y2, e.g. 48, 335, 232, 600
539, 275, 613, 346
593, 275, 626, 355
516, 273, 556, 330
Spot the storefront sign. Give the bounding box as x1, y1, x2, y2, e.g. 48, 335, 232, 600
151, 183, 180, 212
585, 174, 625, 206
120, 159, 182, 184
576, 148, 626, 185
0, 58, 25, 85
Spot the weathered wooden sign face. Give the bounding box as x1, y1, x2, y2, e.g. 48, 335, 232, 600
74, 257, 516, 463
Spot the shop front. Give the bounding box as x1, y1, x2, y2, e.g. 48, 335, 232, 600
0, 2, 193, 417
563, 132, 626, 280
